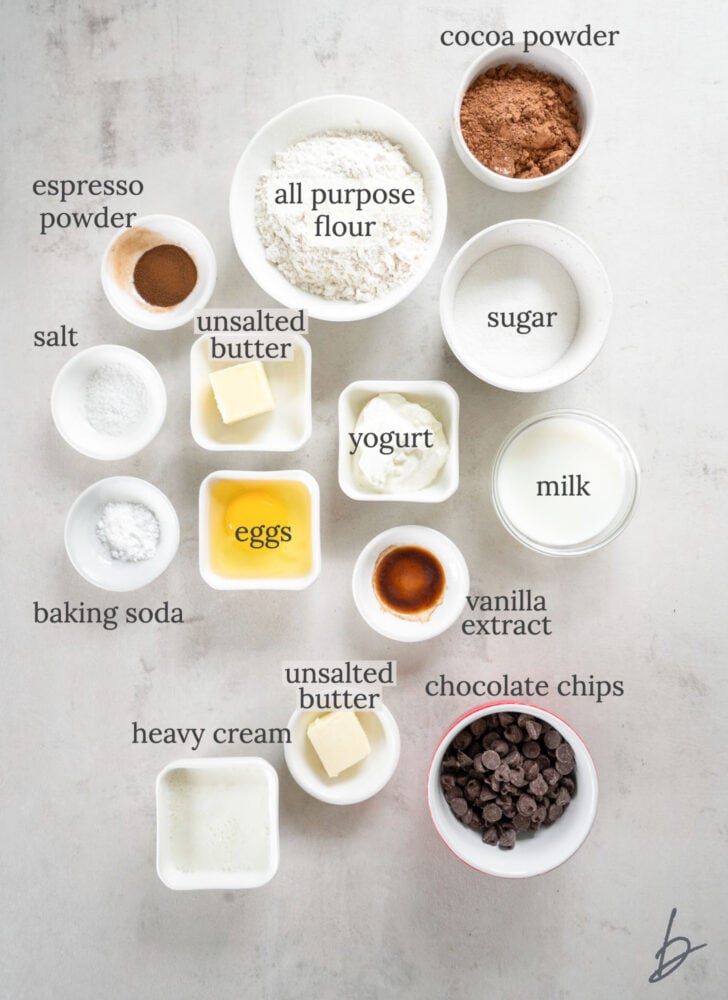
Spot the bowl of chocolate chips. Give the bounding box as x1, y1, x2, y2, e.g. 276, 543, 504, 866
428, 703, 598, 877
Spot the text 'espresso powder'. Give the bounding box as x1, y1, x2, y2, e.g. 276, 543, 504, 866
133, 244, 198, 308
460, 64, 581, 178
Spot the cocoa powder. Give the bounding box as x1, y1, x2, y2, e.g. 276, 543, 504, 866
460, 64, 581, 179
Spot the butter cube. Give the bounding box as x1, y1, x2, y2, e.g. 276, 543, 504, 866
307, 711, 371, 779
209, 361, 275, 425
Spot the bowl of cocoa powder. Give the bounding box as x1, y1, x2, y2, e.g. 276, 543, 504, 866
428, 702, 598, 877
452, 46, 595, 191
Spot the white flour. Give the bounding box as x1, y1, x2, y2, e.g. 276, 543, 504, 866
255, 131, 432, 302
453, 246, 580, 377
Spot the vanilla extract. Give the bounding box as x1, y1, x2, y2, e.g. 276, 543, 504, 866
462, 590, 551, 636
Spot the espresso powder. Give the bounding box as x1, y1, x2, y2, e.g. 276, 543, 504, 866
133, 243, 197, 308
460, 64, 581, 179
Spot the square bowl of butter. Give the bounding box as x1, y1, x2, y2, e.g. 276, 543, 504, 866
190, 333, 311, 451
338, 380, 459, 502
284, 705, 400, 805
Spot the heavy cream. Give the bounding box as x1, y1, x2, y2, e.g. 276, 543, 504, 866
164, 765, 271, 875
493, 412, 638, 553
352, 393, 448, 493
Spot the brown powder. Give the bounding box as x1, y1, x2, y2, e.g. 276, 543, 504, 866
460, 64, 581, 179
133, 244, 198, 308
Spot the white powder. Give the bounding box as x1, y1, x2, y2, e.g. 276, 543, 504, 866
452, 246, 580, 377
255, 130, 432, 302
85, 362, 148, 436
96, 501, 160, 562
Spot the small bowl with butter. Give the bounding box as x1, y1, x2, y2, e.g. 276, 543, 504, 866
338, 380, 459, 502
284, 705, 400, 805
190, 333, 312, 451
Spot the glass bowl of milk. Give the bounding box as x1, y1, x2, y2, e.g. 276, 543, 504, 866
492, 410, 640, 556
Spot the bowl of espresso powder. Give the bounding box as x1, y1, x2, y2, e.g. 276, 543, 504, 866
102, 214, 216, 330
452, 45, 595, 192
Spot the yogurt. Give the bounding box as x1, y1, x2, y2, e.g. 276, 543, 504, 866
493, 411, 639, 554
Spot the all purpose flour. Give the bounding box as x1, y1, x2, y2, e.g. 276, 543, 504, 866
255, 131, 432, 302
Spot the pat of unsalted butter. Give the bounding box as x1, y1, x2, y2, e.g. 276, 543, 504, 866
307, 711, 371, 779
209, 361, 275, 425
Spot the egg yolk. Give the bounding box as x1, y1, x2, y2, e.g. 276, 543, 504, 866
224, 491, 289, 535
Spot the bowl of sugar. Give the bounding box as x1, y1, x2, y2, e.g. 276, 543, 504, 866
52, 345, 167, 460
440, 220, 611, 392
230, 94, 447, 322
156, 757, 279, 890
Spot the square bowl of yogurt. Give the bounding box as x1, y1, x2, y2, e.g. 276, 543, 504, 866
338, 380, 459, 502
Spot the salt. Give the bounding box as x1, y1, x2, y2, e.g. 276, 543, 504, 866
452, 245, 580, 377
96, 501, 160, 562
85, 362, 148, 436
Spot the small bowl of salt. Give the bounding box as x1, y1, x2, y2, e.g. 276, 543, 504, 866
51, 344, 167, 460
64, 476, 180, 591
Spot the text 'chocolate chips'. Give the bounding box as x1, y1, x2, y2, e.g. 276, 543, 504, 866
439, 712, 577, 849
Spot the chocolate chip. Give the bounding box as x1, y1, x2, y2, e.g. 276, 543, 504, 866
498, 713, 515, 726
494, 764, 511, 782
473, 754, 485, 774
542, 767, 559, 786
555, 743, 575, 765
465, 779, 481, 800
523, 718, 542, 740
505, 749, 523, 767
457, 750, 474, 768
470, 718, 488, 738
440, 774, 457, 791
513, 813, 531, 831
529, 774, 549, 798
548, 803, 563, 822
481, 750, 500, 770
543, 728, 562, 750
499, 828, 516, 849
482, 827, 498, 846
450, 797, 468, 817
523, 760, 540, 781
509, 766, 527, 787
483, 803, 502, 823
517, 794, 537, 817
492, 739, 510, 755
453, 730, 473, 751
555, 758, 575, 775
522, 741, 540, 759
503, 725, 523, 743
556, 786, 571, 808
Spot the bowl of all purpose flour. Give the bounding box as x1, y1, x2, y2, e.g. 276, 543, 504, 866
230, 95, 447, 322
440, 220, 611, 392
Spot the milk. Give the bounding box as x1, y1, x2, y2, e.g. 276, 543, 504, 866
495, 414, 634, 549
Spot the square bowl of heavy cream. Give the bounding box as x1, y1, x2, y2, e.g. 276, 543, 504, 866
338, 380, 459, 502
156, 757, 279, 890
190, 333, 312, 451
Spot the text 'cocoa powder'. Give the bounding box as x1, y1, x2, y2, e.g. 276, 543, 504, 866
460, 64, 581, 179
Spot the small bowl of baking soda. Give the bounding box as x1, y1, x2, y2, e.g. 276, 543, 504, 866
101, 214, 216, 331
230, 95, 447, 322
65, 476, 180, 591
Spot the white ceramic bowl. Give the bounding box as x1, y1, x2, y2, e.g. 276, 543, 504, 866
64, 476, 180, 591
229, 94, 447, 322
440, 220, 611, 392
199, 469, 321, 590
190, 334, 312, 451
51, 344, 167, 460
156, 757, 279, 890
452, 45, 596, 192
284, 704, 400, 805
428, 702, 598, 878
101, 214, 216, 330
352, 525, 469, 642
491, 410, 640, 556
338, 380, 459, 502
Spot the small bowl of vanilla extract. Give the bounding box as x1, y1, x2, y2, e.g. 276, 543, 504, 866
352, 525, 469, 642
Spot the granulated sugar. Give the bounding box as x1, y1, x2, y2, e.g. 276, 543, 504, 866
452, 246, 579, 378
